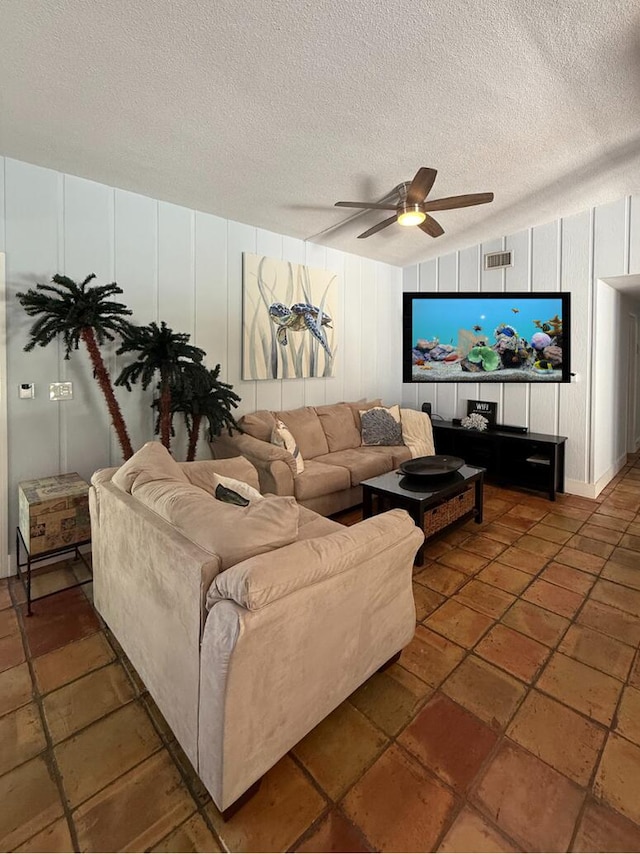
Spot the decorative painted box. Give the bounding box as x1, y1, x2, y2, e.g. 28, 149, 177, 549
18, 472, 91, 556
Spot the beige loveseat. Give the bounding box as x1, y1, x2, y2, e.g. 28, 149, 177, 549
90, 442, 423, 816
213, 401, 435, 516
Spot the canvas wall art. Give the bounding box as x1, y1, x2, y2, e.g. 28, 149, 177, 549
242, 253, 338, 380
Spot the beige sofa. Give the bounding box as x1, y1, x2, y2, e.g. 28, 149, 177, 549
213, 401, 435, 516
90, 442, 423, 816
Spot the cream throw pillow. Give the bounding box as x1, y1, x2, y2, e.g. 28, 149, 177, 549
271, 419, 305, 473
400, 408, 435, 458
212, 474, 263, 503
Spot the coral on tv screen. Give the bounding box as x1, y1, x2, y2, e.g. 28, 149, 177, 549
403, 292, 571, 383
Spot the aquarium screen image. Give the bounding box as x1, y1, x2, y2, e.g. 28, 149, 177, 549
403, 292, 571, 383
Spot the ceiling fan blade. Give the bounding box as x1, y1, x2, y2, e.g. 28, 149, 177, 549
335, 201, 397, 210
405, 167, 437, 205
423, 192, 494, 212
418, 214, 445, 238
357, 215, 397, 239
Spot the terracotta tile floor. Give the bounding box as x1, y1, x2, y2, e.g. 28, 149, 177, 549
3, 457, 640, 851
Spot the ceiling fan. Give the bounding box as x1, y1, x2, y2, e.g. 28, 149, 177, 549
334, 167, 494, 239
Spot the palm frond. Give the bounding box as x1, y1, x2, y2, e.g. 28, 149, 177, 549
17, 273, 133, 359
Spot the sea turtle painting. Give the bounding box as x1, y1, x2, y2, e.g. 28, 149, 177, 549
268, 302, 333, 357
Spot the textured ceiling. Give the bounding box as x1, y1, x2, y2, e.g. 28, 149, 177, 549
2, 0, 640, 266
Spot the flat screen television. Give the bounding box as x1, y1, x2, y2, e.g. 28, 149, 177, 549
403, 292, 571, 383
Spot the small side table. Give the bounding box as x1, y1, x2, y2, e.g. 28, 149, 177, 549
17, 473, 92, 616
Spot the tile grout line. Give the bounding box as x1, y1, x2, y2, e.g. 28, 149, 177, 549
99, 623, 229, 852
9, 590, 82, 853
403, 478, 640, 847
3, 456, 640, 852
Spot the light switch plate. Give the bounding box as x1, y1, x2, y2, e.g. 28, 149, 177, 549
19, 383, 35, 399
49, 382, 73, 401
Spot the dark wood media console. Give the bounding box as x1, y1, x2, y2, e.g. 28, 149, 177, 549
432, 421, 567, 501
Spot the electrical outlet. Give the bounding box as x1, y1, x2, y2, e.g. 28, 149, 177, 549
49, 382, 73, 401
19, 383, 35, 399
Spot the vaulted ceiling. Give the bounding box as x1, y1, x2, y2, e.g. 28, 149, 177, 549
2, 0, 640, 266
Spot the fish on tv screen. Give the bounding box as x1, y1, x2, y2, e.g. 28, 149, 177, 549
403, 292, 571, 383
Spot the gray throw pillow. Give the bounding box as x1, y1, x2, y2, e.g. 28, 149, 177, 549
360, 405, 403, 446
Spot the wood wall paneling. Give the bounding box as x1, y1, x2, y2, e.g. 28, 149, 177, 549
113, 189, 158, 459
435, 253, 458, 418
359, 258, 378, 403
593, 198, 629, 477
559, 209, 591, 483
457, 244, 482, 417
5, 159, 63, 553
343, 254, 363, 405
476, 238, 504, 418
402, 195, 639, 491
528, 222, 560, 436
324, 247, 346, 405
63, 175, 114, 478
193, 211, 228, 459
502, 229, 530, 428
226, 221, 257, 417
416, 259, 438, 414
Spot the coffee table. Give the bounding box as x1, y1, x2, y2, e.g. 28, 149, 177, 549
361, 464, 485, 565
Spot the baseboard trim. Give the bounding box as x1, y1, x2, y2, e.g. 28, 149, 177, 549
567, 452, 628, 499
564, 479, 600, 499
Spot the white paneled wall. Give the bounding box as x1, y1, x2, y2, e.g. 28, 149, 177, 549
402, 195, 640, 494
1, 157, 401, 569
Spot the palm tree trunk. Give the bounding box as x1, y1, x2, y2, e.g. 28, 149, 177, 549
187, 414, 202, 462
80, 328, 134, 460
159, 376, 172, 450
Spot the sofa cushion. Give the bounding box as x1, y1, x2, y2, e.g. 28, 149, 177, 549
313, 449, 392, 487
296, 505, 344, 541
133, 480, 299, 570
363, 445, 412, 467
208, 509, 418, 610
112, 441, 188, 494
315, 403, 362, 452
277, 407, 329, 459
239, 410, 277, 443
345, 398, 382, 431
293, 459, 351, 501
400, 408, 435, 458
360, 405, 403, 446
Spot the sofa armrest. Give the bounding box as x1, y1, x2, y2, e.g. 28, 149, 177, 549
91, 481, 220, 770
212, 432, 296, 495
208, 509, 424, 610
198, 507, 423, 810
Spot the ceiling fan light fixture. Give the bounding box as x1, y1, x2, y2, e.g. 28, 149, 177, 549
397, 204, 426, 227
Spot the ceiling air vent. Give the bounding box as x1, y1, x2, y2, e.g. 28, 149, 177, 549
484, 250, 513, 270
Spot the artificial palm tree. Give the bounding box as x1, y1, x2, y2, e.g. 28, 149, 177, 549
159, 363, 241, 461
16, 273, 134, 459
115, 321, 206, 450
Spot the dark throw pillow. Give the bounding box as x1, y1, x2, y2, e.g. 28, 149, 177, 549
360, 405, 403, 446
